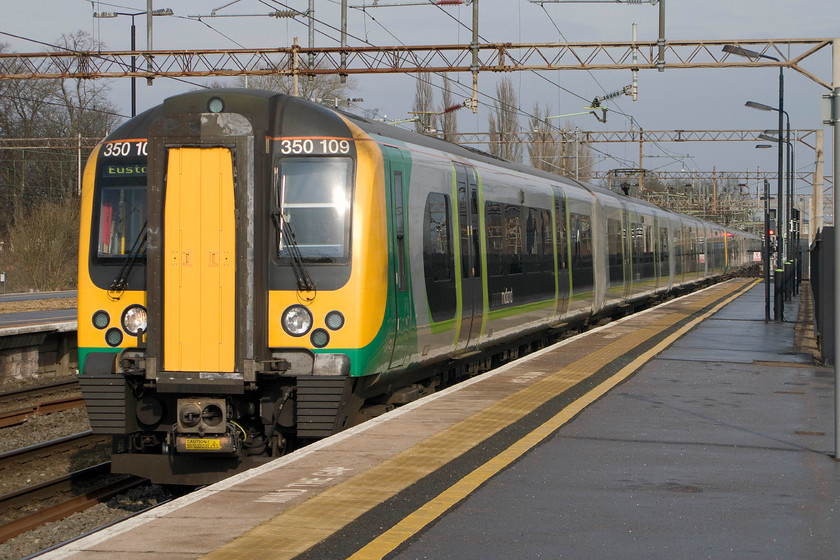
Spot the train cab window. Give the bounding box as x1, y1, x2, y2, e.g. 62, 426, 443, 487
96, 160, 147, 260
276, 157, 353, 262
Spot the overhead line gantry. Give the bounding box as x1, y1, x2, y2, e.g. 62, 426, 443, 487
0, 39, 832, 89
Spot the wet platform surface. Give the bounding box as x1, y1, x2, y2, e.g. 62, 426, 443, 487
45, 280, 839, 559
389, 284, 839, 559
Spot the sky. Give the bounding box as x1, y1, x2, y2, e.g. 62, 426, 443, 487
1, 0, 838, 211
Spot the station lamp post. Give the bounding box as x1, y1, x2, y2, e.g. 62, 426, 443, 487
758, 128, 796, 302
724, 44, 785, 321
93, 8, 173, 116
749, 99, 795, 274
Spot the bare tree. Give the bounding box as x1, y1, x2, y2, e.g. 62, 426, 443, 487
527, 104, 563, 173
0, 34, 118, 239
412, 73, 437, 135
439, 77, 459, 142
237, 65, 357, 106
525, 110, 595, 181
50, 32, 120, 138
574, 129, 595, 182
488, 77, 522, 162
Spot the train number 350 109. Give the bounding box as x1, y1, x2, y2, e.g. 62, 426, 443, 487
279, 138, 351, 155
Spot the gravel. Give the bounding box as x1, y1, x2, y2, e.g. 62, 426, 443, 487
0, 375, 80, 404
0, 484, 174, 560
0, 400, 176, 560
0, 408, 91, 455
0, 408, 104, 498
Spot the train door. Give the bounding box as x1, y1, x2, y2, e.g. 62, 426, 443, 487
384, 148, 410, 369
163, 147, 236, 373
454, 163, 482, 354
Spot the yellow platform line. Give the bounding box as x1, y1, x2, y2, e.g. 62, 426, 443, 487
202, 279, 756, 560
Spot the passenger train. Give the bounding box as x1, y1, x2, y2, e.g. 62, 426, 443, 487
77, 89, 760, 484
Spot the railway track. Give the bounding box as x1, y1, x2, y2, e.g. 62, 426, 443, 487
0, 463, 145, 543
0, 431, 109, 480
0, 380, 84, 427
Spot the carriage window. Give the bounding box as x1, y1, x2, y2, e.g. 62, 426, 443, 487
276, 158, 353, 262
659, 227, 669, 266
486, 201, 504, 276
98, 185, 146, 258
424, 192, 452, 282
423, 192, 456, 322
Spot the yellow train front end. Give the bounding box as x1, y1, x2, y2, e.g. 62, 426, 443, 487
263, 115, 396, 437
77, 133, 150, 412
266, 118, 389, 378
77, 91, 399, 484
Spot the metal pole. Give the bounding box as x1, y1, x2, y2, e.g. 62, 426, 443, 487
764, 179, 771, 322
131, 17, 137, 117
786, 121, 793, 301
656, 0, 665, 72
832, 37, 840, 460
77, 133, 82, 196
631, 23, 638, 100
815, 129, 824, 243
340, 0, 347, 84
146, 0, 153, 84
293, 37, 299, 97
639, 129, 643, 192
308, 0, 315, 73
792, 131, 798, 294
776, 65, 785, 322
469, 0, 479, 113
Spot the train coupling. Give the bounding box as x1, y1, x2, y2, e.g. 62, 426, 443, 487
173, 397, 238, 454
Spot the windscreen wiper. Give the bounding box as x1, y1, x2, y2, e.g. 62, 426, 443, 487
271, 210, 315, 292
109, 220, 147, 298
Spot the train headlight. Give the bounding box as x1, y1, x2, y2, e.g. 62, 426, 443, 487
121, 305, 148, 336
282, 305, 313, 337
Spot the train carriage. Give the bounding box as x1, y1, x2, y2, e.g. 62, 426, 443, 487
78, 89, 760, 484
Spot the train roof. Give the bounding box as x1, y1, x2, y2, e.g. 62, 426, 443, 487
100, 88, 756, 239
334, 106, 714, 226
335, 102, 757, 237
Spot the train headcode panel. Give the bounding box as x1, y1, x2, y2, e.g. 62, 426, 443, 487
276, 137, 352, 155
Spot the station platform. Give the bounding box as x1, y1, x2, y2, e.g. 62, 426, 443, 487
45, 279, 839, 559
